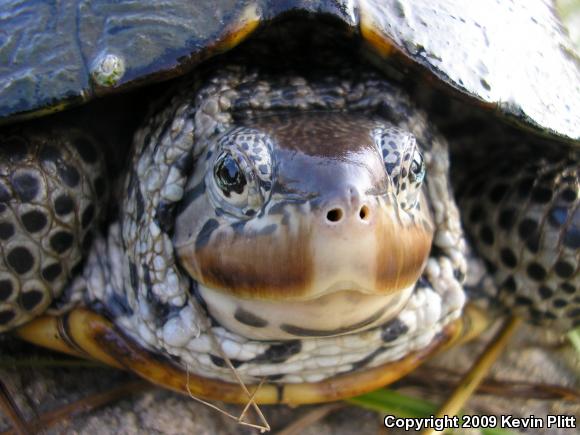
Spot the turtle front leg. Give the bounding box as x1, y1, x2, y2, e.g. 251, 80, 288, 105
455, 141, 578, 330
0, 124, 107, 332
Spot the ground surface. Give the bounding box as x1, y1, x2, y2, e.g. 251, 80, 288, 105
0, 320, 578, 434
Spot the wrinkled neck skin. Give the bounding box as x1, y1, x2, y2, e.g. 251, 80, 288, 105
84, 64, 467, 385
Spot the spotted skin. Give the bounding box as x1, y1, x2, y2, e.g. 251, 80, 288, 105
0, 127, 106, 331
455, 142, 579, 329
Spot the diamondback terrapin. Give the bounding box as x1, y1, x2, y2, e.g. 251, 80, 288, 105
0, 0, 578, 412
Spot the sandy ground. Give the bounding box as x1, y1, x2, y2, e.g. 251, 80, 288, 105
0, 321, 578, 434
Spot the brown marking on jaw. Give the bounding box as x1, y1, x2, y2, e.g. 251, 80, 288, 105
178, 220, 315, 300
375, 197, 434, 292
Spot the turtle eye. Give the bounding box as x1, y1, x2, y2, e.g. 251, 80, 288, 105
214, 154, 247, 196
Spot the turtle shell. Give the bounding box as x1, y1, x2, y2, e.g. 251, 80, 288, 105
0, 0, 579, 141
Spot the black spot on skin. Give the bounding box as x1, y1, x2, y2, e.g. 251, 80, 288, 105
195, 219, 219, 250
0, 280, 13, 301
560, 188, 577, 203
454, 268, 465, 281
94, 177, 106, 199
281, 305, 388, 337
528, 308, 543, 323
12, 172, 40, 202
178, 183, 205, 212
0, 222, 15, 240
544, 311, 557, 320
350, 347, 385, 371
41, 263, 62, 282
554, 261, 574, 279
135, 187, 145, 218
231, 221, 246, 234
252, 340, 302, 364
531, 187, 552, 204
500, 248, 517, 268
518, 218, 538, 240
0, 310, 15, 325
266, 374, 284, 382
54, 194, 74, 216
39, 145, 61, 163
155, 201, 174, 234
7, 247, 34, 274
502, 276, 517, 293
106, 291, 134, 317
50, 231, 74, 253
0, 183, 10, 202
498, 209, 516, 231
517, 177, 534, 198
58, 163, 80, 188
527, 262, 547, 282
70, 260, 83, 277
484, 259, 498, 275
525, 234, 541, 253
538, 286, 553, 299
563, 221, 580, 249
479, 226, 494, 245
21, 210, 48, 233
0, 203, 6, 213
210, 354, 243, 368
81, 204, 95, 229
174, 152, 194, 176
20, 290, 44, 311
129, 261, 138, 295
143, 264, 153, 292
567, 308, 580, 318
488, 184, 508, 203
381, 318, 408, 342
553, 299, 567, 308
515, 296, 533, 306
234, 307, 268, 328
560, 283, 575, 294
74, 138, 98, 164
468, 205, 485, 224
548, 206, 567, 228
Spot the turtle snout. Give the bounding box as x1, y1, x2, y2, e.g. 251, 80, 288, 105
323, 186, 374, 225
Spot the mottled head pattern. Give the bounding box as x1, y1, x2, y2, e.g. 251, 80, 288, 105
85, 64, 466, 384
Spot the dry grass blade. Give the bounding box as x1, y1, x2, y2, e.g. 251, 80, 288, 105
404, 368, 580, 402
184, 302, 270, 432
421, 316, 522, 435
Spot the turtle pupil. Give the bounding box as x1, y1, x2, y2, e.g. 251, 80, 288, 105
215, 155, 246, 196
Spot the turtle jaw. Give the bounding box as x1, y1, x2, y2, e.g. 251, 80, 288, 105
196, 282, 415, 340
177, 191, 433, 340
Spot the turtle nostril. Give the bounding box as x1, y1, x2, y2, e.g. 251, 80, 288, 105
359, 205, 370, 221
326, 208, 343, 222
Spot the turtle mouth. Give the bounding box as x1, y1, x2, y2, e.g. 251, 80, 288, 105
196, 281, 415, 340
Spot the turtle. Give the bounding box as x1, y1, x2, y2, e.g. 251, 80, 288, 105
0, 0, 578, 423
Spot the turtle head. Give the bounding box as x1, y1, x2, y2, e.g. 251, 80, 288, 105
174, 113, 433, 339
